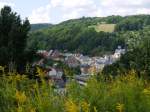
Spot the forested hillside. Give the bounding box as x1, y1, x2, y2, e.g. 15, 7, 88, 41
30, 23, 52, 31
28, 15, 150, 56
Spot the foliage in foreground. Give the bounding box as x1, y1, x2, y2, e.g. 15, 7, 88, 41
103, 28, 150, 77
1, 67, 150, 112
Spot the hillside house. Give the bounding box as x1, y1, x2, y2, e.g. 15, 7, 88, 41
37, 50, 49, 58
88, 65, 97, 75
79, 56, 93, 65
113, 46, 125, 59
65, 56, 80, 68
47, 68, 63, 78
49, 50, 64, 61
80, 65, 90, 75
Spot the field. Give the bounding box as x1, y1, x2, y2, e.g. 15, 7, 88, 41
1, 67, 150, 112
89, 23, 116, 33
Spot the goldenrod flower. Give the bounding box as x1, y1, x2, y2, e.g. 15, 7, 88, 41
32, 84, 38, 89
0, 66, 4, 74
81, 101, 90, 112
93, 106, 98, 112
116, 103, 124, 112
143, 89, 150, 95
29, 108, 36, 112
65, 99, 79, 112
15, 74, 22, 81
16, 90, 27, 104
36, 67, 45, 78
17, 107, 23, 112
21, 75, 27, 80
8, 75, 13, 81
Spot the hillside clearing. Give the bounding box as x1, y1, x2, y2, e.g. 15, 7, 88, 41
89, 23, 116, 33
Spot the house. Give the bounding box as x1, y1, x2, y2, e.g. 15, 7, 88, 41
80, 65, 90, 75
37, 50, 47, 54
48, 68, 57, 76
65, 56, 80, 68
46, 67, 65, 88
79, 56, 92, 65
63, 53, 73, 57
37, 50, 49, 58
47, 68, 63, 78
73, 53, 83, 59
95, 62, 105, 71
49, 50, 64, 61
74, 75, 90, 86
32, 59, 45, 67
88, 65, 97, 75
48, 50, 53, 56
113, 46, 125, 59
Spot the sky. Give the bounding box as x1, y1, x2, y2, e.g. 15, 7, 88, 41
0, 0, 150, 24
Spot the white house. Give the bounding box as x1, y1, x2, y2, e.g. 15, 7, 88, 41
113, 46, 125, 59
48, 68, 57, 76
48, 68, 63, 78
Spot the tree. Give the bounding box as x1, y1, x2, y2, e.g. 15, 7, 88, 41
103, 31, 150, 77
115, 18, 143, 31
0, 6, 31, 72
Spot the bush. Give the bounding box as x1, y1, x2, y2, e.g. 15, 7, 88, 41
1, 67, 150, 112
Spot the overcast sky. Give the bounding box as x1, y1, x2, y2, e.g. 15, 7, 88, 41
0, 0, 150, 24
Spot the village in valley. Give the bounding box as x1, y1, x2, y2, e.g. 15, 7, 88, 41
33, 46, 125, 87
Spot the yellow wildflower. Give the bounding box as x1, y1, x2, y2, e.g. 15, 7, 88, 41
0, 66, 4, 73
143, 89, 150, 95
116, 103, 124, 112
36, 67, 45, 78
8, 75, 13, 81
81, 101, 90, 112
65, 99, 79, 112
93, 106, 98, 112
21, 75, 27, 80
16, 90, 27, 104
15, 74, 22, 81
17, 107, 23, 112
29, 108, 36, 112
33, 84, 38, 89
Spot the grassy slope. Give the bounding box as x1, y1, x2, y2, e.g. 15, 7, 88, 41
89, 23, 116, 33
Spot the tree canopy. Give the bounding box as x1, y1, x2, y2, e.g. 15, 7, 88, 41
0, 6, 31, 72
28, 15, 150, 56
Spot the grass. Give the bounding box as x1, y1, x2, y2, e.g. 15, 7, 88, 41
0, 66, 150, 112
89, 23, 116, 33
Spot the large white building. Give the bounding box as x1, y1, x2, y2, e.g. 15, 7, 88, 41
113, 46, 125, 59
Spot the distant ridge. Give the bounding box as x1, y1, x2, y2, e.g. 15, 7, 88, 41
30, 23, 53, 31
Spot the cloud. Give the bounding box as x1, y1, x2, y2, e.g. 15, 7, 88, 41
29, 5, 51, 24
49, 0, 150, 23
29, 0, 98, 23
136, 8, 150, 14
50, 0, 98, 21
0, 0, 14, 1
51, 0, 95, 9
99, 0, 150, 16
29, 0, 150, 23
62, 10, 80, 20
101, 0, 143, 7
51, 0, 62, 7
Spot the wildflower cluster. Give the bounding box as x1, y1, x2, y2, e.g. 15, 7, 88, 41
0, 69, 150, 112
